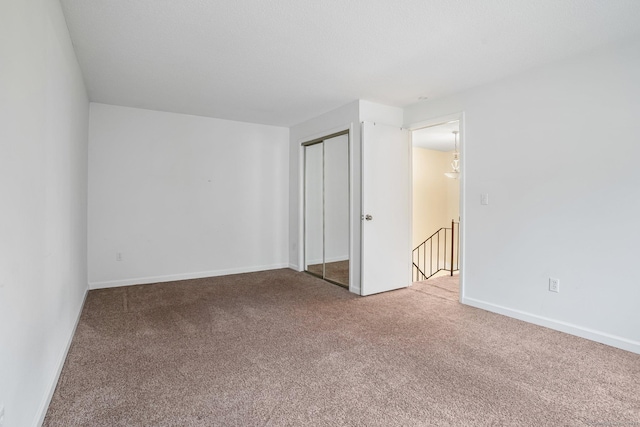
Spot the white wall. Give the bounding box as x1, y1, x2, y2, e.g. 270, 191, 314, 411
88, 104, 289, 288
289, 100, 403, 294
0, 0, 89, 425
404, 37, 640, 353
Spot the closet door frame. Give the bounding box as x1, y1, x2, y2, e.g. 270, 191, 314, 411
302, 130, 350, 288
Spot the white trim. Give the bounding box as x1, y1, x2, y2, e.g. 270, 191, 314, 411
359, 121, 365, 295
34, 288, 89, 427
298, 142, 305, 279
408, 113, 462, 131
406, 111, 466, 300
346, 123, 356, 295
408, 131, 414, 286
462, 296, 640, 354
458, 113, 466, 302
288, 263, 301, 271
89, 263, 290, 289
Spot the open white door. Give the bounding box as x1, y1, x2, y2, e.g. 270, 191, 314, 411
361, 122, 411, 295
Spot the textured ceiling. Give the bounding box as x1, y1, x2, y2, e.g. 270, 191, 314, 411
59, 0, 640, 127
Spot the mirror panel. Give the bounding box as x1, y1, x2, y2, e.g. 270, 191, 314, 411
303, 133, 350, 288
323, 135, 350, 286
304, 143, 324, 277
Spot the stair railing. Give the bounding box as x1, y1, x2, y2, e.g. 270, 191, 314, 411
412, 220, 459, 281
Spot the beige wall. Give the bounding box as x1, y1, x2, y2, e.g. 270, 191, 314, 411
446, 165, 460, 225
412, 147, 459, 248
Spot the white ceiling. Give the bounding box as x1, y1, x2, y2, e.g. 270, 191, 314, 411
413, 121, 459, 152
59, 0, 640, 127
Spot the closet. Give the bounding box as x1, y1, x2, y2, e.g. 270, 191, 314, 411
303, 132, 350, 288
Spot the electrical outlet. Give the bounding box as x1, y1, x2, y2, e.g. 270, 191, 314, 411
116, 252, 123, 262
549, 277, 560, 293
481, 193, 489, 205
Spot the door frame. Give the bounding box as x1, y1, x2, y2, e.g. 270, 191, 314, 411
299, 127, 355, 291
300, 129, 352, 289
407, 112, 466, 302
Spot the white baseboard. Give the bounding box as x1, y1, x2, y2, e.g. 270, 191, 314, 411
462, 297, 640, 354
288, 263, 301, 271
34, 288, 88, 427
89, 263, 290, 289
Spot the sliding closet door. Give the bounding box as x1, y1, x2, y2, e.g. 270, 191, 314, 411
303, 132, 350, 288
304, 143, 324, 276
323, 134, 350, 286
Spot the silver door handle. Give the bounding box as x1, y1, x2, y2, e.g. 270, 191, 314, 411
364, 214, 373, 221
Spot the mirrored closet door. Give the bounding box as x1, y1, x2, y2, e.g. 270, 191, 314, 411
304, 132, 350, 288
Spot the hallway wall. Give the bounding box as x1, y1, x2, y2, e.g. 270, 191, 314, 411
412, 147, 460, 248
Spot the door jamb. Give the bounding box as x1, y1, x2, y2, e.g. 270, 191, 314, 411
407, 112, 466, 302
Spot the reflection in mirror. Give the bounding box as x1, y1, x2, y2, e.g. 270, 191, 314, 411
303, 133, 350, 288
323, 135, 349, 287
304, 143, 323, 277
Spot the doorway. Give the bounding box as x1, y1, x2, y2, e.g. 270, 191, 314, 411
411, 120, 461, 297
303, 131, 350, 288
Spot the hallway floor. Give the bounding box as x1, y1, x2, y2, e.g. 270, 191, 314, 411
412, 272, 459, 301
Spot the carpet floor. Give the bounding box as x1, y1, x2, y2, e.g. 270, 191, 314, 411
412, 273, 460, 302
44, 269, 639, 426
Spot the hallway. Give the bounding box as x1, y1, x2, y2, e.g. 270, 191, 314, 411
412, 272, 459, 302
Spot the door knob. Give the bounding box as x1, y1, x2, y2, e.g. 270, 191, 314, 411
364, 214, 373, 221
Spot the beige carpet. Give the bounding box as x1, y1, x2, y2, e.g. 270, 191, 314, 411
44, 269, 639, 426
412, 273, 459, 301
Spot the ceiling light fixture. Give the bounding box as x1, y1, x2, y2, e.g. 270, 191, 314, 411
444, 131, 460, 179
